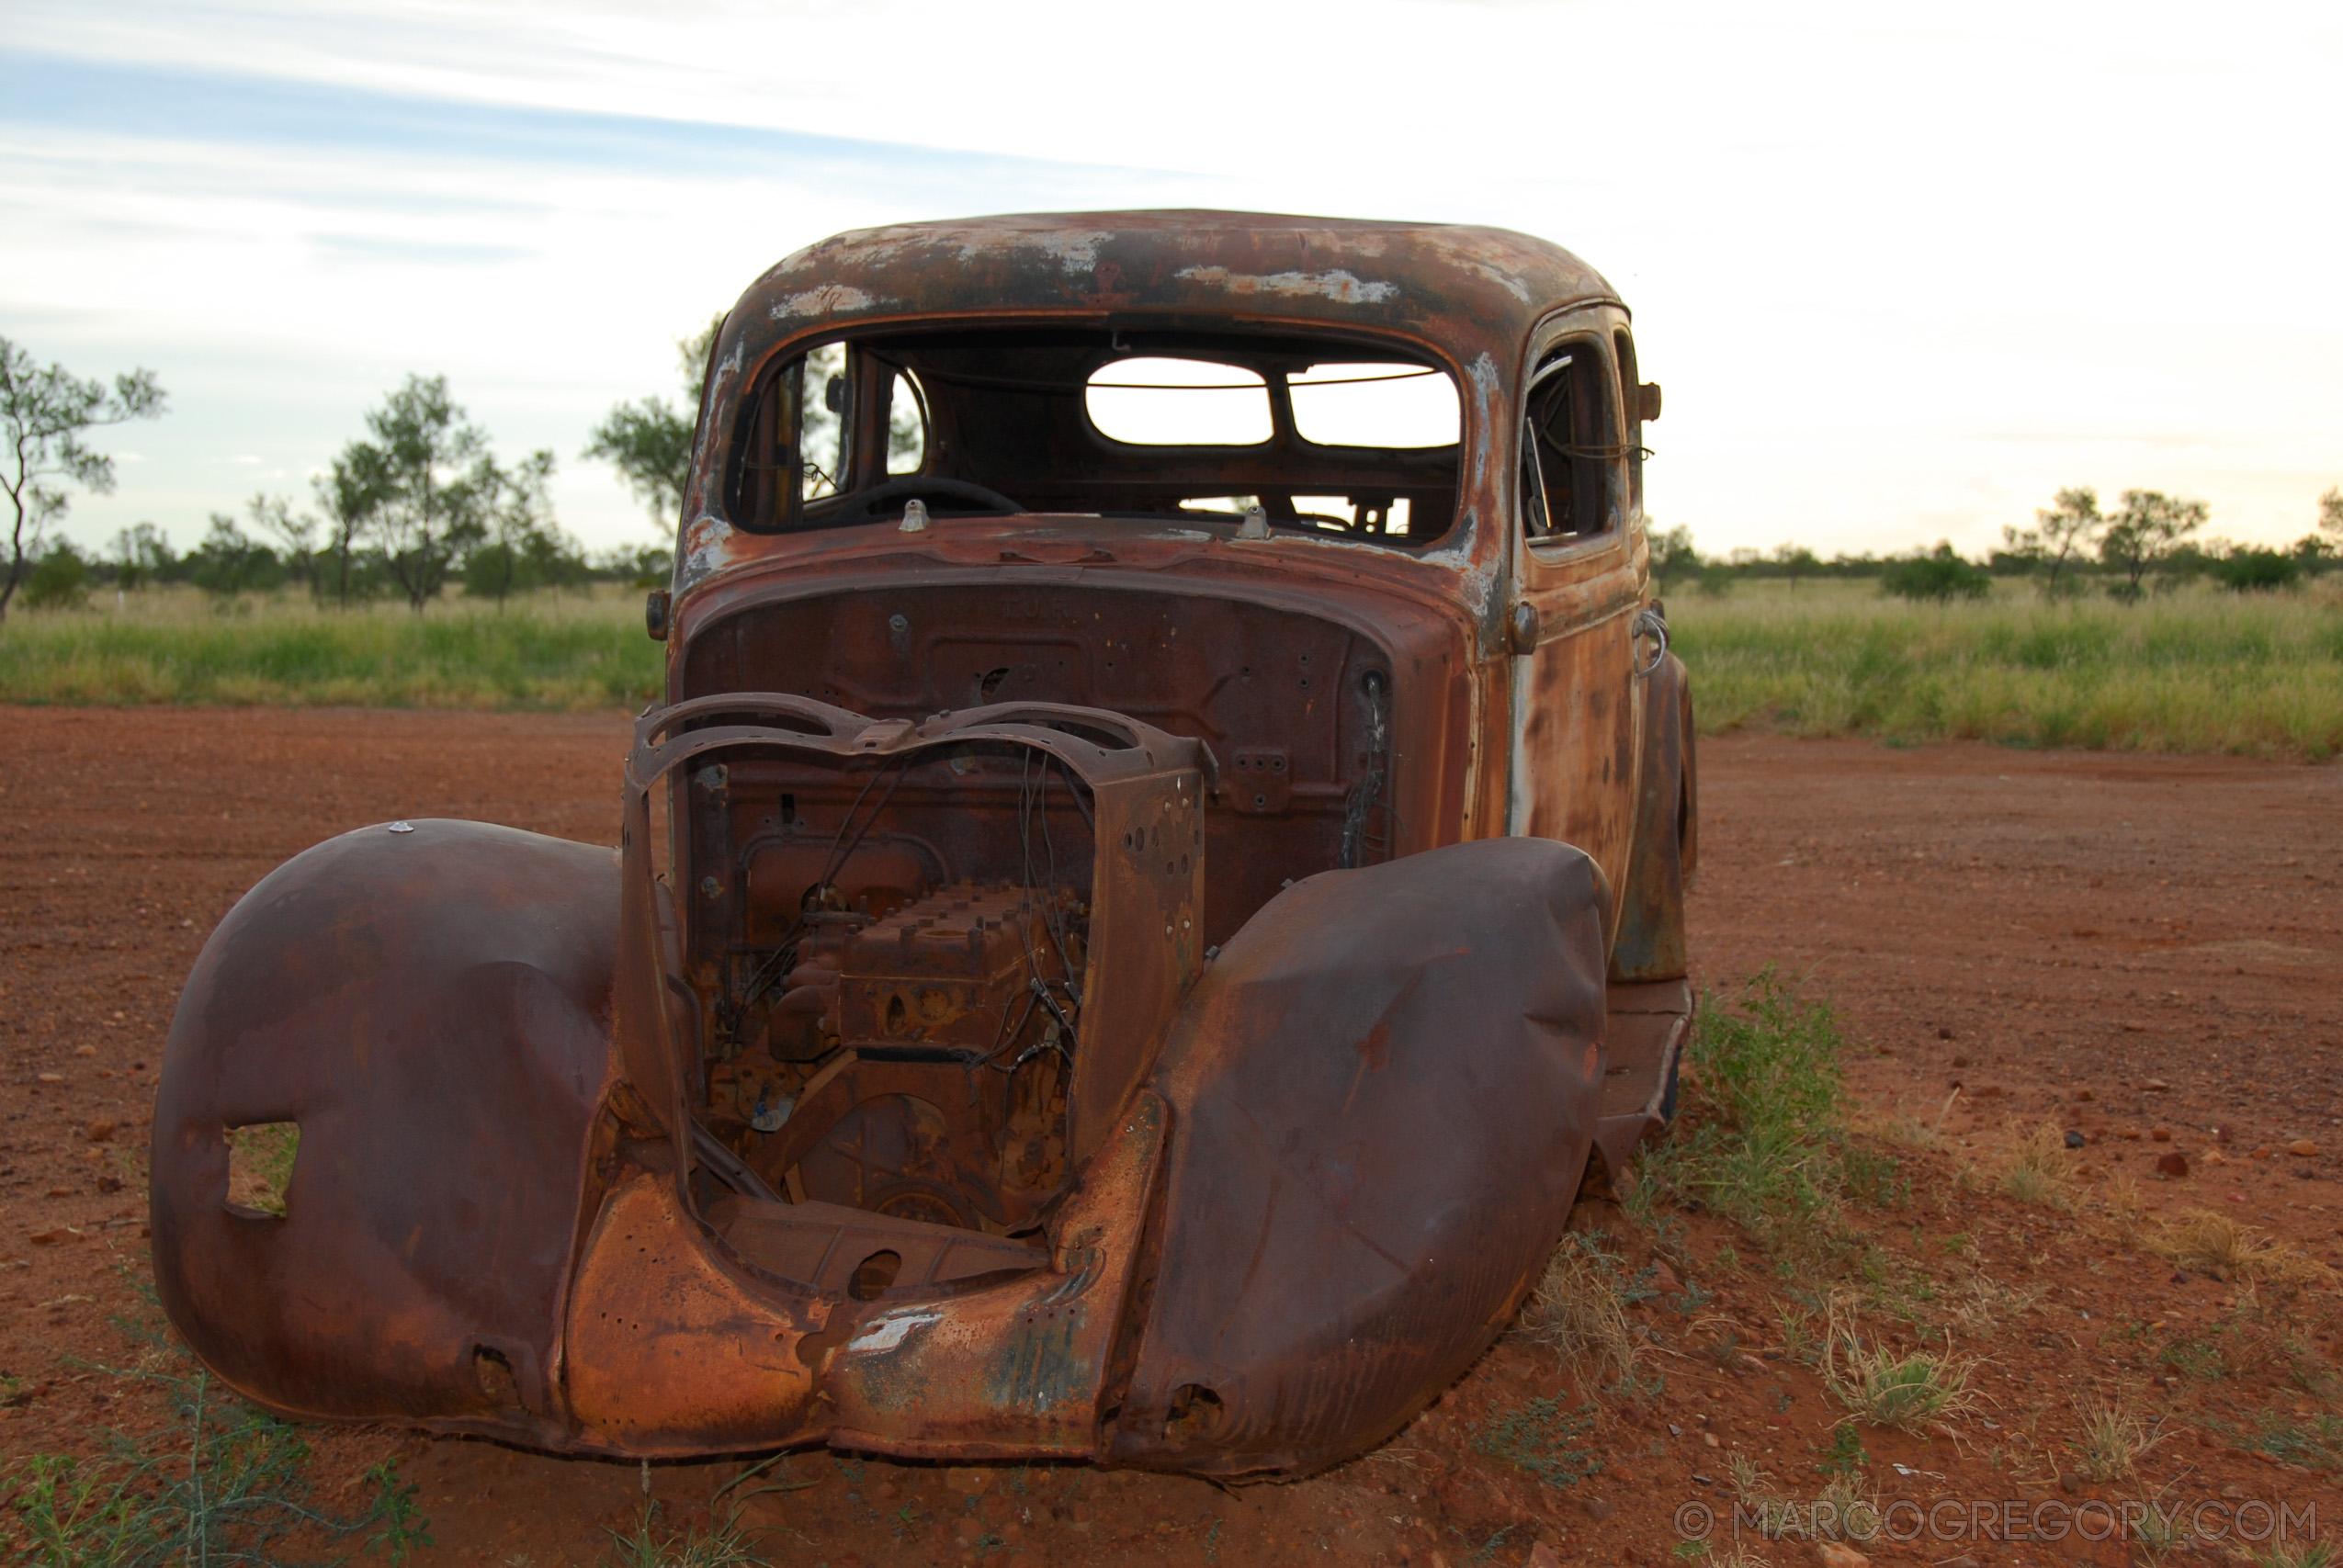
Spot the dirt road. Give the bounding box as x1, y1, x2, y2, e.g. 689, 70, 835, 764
4, 707, 2337, 1564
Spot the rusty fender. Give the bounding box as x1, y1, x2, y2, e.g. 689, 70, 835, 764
1110, 835, 1611, 1476
151, 821, 620, 1445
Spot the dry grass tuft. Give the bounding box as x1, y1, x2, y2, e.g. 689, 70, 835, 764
1945, 1270, 2043, 1337
2075, 1404, 2166, 1482
1819, 1301, 1979, 1432
2100, 1174, 2151, 1250
1521, 1233, 1640, 1389
2154, 1210, 2335, 1283
1998, 1122, 2077, 1210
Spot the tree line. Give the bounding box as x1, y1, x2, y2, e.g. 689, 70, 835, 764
2, 328, 715, 620
1651, 486, 2343, 604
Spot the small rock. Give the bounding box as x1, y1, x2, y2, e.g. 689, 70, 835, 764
2058, 1472, 2080, 1494
2076, 1088, 2095, 1101
2121, 1129, 2143, 1141
28, 1228, 78, 1245
2155, 1153, 2190, 1179
2151, 1127, 2172, 1142
1703, 1432, 1719, 1448
2251, 1147, 2271, 1160
1817, 1543, 1870, 1568
1939, 1028, 1954, 1041
85, 1120, 117, 1143
1668, 1423, 1683, 1438
74, 1044, 97, 1057
96, 1175, 123, 1194
1579, 1495, 1613, 1522
2064, 1130, 2086, 1149
1952, 1054, 1969, 1067
2144, 1077, 2168, 1089
1528, 1544, 1566, 1568
2289, 1140, 2317, 1157
37, 1072, 64, 1085
44, 1187, 74, 1199
1938, 1558, 1980, 1568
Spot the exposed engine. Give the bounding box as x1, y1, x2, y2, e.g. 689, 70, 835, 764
704, 875, 1084, 1234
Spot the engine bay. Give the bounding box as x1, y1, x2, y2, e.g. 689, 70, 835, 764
666, 710, 1204, 1259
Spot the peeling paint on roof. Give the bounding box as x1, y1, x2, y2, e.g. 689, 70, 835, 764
771, 284, 883, 321
1172, 266, 1398, 305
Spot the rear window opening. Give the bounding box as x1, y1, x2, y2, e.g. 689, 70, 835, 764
724, 327, 1462, 548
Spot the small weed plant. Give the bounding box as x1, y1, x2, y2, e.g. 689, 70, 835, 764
1818, 1302, 1976, 1433
601, 1502, 764, 1568
1471, 1396, 1602, 1490
1, 1367, 426, 1567
1660, 970, 1869, 1248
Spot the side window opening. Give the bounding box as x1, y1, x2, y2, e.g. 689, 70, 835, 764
730, 344, 929, 531
1613, 329, 1645, 513
1522, 344, 1621, 543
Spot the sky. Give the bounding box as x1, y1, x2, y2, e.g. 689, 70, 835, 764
6, 0, 2339, 562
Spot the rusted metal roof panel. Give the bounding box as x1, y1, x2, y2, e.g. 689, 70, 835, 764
733, 210, 1619, 353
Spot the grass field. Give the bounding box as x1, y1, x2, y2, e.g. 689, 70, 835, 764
1670, 577, 2343, 760
0, 586, 662, 710
5, 577, 2340, 758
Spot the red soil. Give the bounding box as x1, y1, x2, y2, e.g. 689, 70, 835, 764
4, 707, 2337, 1564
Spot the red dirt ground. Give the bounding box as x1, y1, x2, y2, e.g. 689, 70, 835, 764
4, 708, 2338, 1565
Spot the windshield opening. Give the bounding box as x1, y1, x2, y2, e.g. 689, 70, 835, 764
724, 326, 1462, 548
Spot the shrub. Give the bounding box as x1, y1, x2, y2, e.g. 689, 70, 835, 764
21, 541, 91, 610
2209, 547, 2302, 593
1881, 544, 1991, 604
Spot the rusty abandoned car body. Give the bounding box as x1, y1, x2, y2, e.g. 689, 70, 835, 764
153, 211, 1698, 1476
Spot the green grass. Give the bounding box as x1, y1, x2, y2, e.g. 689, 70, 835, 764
1, 1306, 430, 1566
10, 576, 2340, 756
1670, 577, 2343, 759
0, 585, 661, 709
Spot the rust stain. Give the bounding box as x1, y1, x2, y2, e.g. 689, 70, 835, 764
152, 209, 1694, 1478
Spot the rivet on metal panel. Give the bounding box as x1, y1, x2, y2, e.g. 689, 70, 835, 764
386, 821, 414, 834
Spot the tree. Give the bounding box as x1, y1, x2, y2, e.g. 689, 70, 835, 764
2097, 490, 2207, 602
2002, 486, 2101, 598
1647, 525, 1699, 591
462, 450, 582, 604
245, 493, 318, 594
2320, 485, 2342, 544
312, 456, 380, 608
0, 335, 165, 620
1882, 542, 1991, 604
342, 376, 491, 612
187, 513, 281, 599
584, 314, 724, 526
1771, 542, 1820, 590
109, 523, 174, 592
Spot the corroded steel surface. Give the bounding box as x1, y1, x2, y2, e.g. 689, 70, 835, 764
152, 209, 1697, 1477
1111, 837, 1611, 1475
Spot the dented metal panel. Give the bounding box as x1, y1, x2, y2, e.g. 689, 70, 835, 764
153, 209, 1698, 1480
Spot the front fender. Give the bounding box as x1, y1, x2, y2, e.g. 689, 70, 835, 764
1110, 835, 1610, 1475
151, 820, 619, 1439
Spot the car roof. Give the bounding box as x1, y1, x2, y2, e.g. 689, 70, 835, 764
733, 209, 1622, 363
